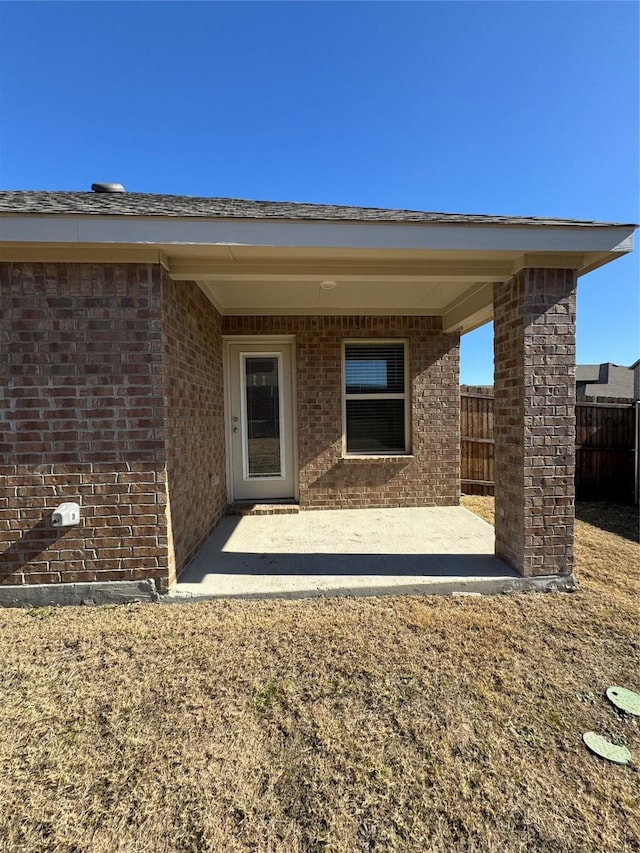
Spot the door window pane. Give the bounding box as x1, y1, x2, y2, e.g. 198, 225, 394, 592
245, 357, 282, 477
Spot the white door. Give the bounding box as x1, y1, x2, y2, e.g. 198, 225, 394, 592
227, 342, 296, 501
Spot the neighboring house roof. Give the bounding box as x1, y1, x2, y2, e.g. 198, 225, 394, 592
0, 190, 634, 227
576, 362, 640, 399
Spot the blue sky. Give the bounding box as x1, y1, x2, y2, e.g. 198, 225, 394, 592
0, 1, 637, 383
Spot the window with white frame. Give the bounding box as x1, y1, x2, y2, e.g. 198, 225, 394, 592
343, 341, 409, 454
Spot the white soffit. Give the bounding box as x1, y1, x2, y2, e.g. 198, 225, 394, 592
194, 278, 496, 333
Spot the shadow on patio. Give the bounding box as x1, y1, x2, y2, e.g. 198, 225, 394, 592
170, 506, 520, 600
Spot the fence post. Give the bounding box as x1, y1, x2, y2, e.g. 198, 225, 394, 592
634, 400, 640, 503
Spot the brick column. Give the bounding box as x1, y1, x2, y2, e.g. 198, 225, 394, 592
493, 268, 576, 576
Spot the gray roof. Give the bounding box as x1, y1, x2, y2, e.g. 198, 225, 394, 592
0, 190, 633, 227
576, 363, 639, 399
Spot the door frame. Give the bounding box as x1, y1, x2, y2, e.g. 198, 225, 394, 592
223, 335, 298, 503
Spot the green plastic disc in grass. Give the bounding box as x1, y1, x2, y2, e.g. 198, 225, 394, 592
583, 732, 631, 765
606, 686, 640, 717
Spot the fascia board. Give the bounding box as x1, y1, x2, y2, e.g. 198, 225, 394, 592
0, 215, 635, 258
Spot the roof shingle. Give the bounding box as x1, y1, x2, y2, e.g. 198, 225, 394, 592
0, 190, 632, 227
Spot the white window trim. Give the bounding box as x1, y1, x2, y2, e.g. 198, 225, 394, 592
342, 339, 411, 457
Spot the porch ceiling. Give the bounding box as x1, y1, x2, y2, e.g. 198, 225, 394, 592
186, 246, 508, 331
171, 245, 590, 333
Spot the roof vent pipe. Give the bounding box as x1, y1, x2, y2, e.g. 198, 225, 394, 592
91, 182, 126, 193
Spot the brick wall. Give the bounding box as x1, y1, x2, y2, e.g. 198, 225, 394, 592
222, 316, 460, 509
1, 267, 461, 588
162, 276, 226, 582
0, 262, 170, 587
493, 269, 576, 576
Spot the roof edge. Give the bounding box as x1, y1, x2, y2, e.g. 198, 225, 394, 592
0, 190, 636, 229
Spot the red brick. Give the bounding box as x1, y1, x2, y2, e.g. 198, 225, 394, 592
493, 269, 576, 577
0, 262, 170, 589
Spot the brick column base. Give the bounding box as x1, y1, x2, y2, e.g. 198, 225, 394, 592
493, 268, 576, 576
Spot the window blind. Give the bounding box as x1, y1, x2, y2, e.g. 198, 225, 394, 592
344, 342, 407, 454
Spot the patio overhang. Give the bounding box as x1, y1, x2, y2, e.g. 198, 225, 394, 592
0, 211, 634, 333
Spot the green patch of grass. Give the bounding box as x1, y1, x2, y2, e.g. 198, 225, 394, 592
25, 606, 57, 621
251, 679, 282, 712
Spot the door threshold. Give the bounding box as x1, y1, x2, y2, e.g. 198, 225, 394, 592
226, 501, 300, 516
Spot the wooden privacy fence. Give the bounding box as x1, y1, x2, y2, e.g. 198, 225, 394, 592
460, 388, 639, 504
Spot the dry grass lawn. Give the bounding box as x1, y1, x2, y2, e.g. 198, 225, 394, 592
0, 498, 638, 853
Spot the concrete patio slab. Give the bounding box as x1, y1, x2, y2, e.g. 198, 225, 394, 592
166, 506, 575, 601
